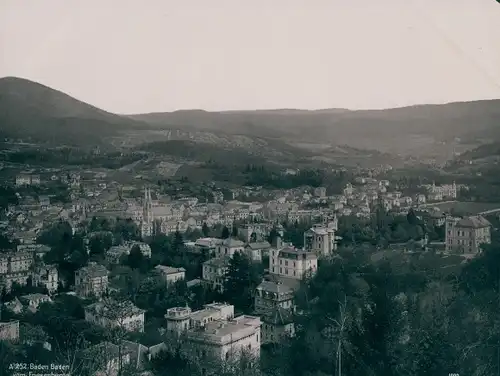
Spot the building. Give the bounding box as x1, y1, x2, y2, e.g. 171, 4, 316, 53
186, 314, 261, 362
426, 182, 457, 201
303, 217, 338, 257
254, 280, 294, 314
0, 320, 19, 341
33, 265, 58, 293
445, 215, 491, 254
165, 302, 234, 335
313, 187, 327, 198
202, 257, 230, 292
75, 263, 109, 297
15, 174, 32, 186
154, 265, 186, 284
215, 238, 245, 258
261, 307, 295, 345
141, 187, 154, 238
269, 244, 318, 280
194, 237, 222, 256
19, 293, 52, 313
0, 252, 34, 291
84, 300, 145, 332
0, 252, 33, 274
244, 241, 271, 262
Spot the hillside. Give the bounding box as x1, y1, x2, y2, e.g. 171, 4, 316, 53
1, 77, 499, 162
0, 76, 148, 146
130, 100, 500, 158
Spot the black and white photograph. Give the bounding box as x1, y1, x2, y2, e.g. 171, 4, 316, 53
1, 1, 500, 375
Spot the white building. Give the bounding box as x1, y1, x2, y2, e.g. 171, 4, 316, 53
165, 302, 234, 335
445, 215, 491, 254
303, 218, 338, 256
202, 258, 230, 292
269, 245, 318, 280
244, 241, 271, 262
186, 315, 261, 362
84, 300, 145, 332
154, 265, 186, 284
215, 238, 245, 258
75, 263, 109, 298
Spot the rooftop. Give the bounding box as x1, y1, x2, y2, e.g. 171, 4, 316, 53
256, 280, 293, 295
155, 265, 186, 274
222, 237, 245, 248
188, 315, 261, 345
246, 241, 271, 250
78, 263, 108, 278
456, 216, 491, 229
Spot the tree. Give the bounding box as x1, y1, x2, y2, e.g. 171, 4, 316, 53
223, 252, 261, 313
127, 245, 145, 271
221, 226, 230, 239
406, 208, 418, 226
231, 226, 239, 238
202, 222, 210, 237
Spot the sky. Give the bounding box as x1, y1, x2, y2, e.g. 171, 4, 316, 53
1, 0, 500, 114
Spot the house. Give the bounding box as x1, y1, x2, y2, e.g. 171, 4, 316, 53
16, 174, 31, 186
0, 320, 19, 341
244, 241, 271, 262
215, 237, 245, 258
165, 302, 234, 335
75, 263, 109, 298
154, 265, 186, 284
202, 258, 230, 293
445, 215, 491, 254
84, 300, 145, 332
194, 237, 222, 256
19, 293, 52, 313
39, 196, 50, 210
33, 265, 58, 293
186, 314, 261, 362
303, 221, 338, 256
261, 307, 295, 345
254, 280, 294, 314
269, 244, 318, 280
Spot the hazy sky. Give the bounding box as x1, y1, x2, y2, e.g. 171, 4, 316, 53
1, 0, 500, 113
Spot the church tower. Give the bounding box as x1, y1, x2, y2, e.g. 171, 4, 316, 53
141, 186, 154, 238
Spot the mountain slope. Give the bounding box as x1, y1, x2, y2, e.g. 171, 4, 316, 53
1, 77, 499, 161
0, 76, 148, 146
129, 100, 500, 157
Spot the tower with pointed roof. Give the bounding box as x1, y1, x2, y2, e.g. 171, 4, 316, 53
141, 186, 154, 239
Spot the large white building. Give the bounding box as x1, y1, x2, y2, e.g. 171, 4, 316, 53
303, 217, 338, 257
165, 302, 235, 335
186, 314, 261, 362
445, 215, 491, 254
84, 299, 145, 332
269, 244, 318, 280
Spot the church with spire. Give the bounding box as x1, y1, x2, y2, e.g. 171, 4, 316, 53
141, 186, 154, 238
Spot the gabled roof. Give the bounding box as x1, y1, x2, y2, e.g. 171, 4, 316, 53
222, 237, 245, 248
245, 241, 271, 250
456, 216, 491, 229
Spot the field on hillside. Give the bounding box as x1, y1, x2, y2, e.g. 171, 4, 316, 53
426, 201, 500, 214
